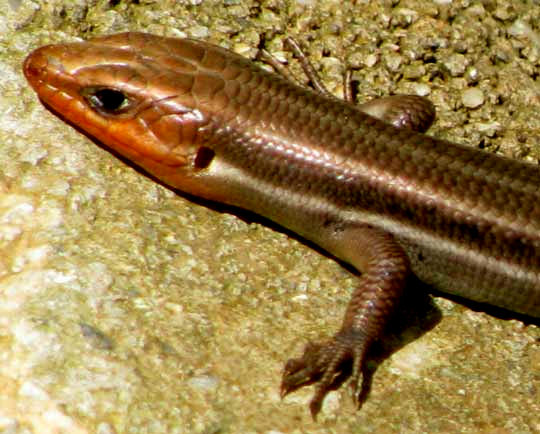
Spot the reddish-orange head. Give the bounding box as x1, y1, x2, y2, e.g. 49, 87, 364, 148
23, 32, 245, 199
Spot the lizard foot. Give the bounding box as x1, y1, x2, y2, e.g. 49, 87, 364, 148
281, 328, 370, 418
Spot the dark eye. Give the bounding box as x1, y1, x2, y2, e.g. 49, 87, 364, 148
81, 87, 131, 114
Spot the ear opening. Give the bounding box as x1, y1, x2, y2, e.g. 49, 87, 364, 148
194, 147, 215, 169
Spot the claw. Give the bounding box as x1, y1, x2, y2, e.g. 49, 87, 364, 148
280, 341, 328, 398
309, 389, 324, 420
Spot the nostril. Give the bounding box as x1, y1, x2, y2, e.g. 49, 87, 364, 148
23, 47, 66, 88
194, 147, 215, 169
23, 50, 48, 84
23, 53, 38, 79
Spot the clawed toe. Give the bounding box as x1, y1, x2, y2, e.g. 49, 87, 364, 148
281, 330, 369, 418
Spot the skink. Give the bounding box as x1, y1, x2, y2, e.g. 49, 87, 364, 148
23, 32, 540, 417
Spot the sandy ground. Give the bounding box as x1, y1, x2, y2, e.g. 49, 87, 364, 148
0, 0, 539, 432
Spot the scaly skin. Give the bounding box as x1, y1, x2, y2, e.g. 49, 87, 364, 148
23, 32, 540, 417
